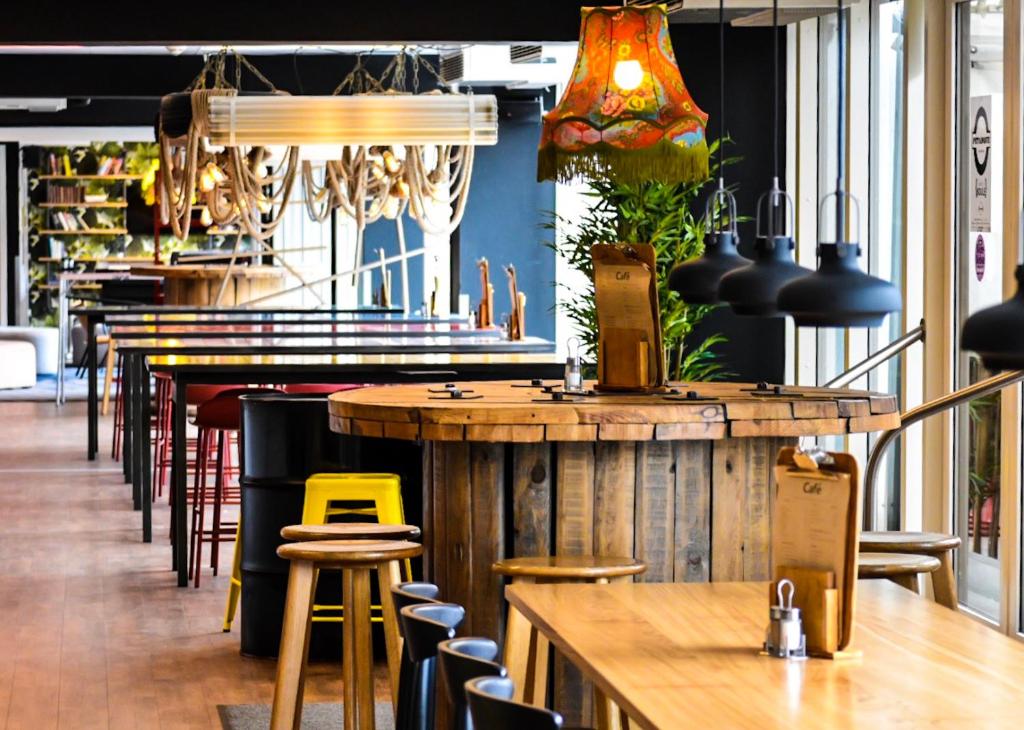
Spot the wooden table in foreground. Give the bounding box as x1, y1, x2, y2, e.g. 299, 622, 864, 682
507, 580, 1024, 729
327, 380, 899, 640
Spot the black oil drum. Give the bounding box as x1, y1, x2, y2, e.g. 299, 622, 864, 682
237, 393, 423, 659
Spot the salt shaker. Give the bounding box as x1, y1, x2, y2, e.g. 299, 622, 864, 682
564, 337, 582, 393
764, 579, 807, 659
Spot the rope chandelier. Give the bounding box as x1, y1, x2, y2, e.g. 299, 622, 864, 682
156, 49, 498, 270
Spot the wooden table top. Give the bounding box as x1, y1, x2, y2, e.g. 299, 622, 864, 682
118, 335, 553, 355
147, 352, 564, 371
328, 380, 899, 442
130, 264, 287, 279
109, 322, 479, 338
507, 581, 1024, 729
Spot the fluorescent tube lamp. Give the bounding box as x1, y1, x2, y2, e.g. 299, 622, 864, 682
205, 94, 499, 147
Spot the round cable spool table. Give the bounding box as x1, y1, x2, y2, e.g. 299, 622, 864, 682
327, 380, 899, 641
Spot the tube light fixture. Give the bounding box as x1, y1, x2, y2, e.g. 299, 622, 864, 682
206, 94, 499, 148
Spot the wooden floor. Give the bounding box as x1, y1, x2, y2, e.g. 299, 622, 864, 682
0, 401, 368, 729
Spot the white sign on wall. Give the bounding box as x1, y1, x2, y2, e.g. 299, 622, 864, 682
970, 95, 993, 232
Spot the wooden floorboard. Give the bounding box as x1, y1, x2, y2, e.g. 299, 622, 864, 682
0, 401, 377, 729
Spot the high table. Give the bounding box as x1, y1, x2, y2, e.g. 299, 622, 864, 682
506, 580, 1024, 728
68, 304, 402, 458
148, 354, 564, 586
328, 380, 899, 642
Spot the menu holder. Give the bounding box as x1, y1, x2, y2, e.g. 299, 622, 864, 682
476, 257, 495, 329
771, 447, 862, 659
505, 264, 526, 340
591, 243, 666, 392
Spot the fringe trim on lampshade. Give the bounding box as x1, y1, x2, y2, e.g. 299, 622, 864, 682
537, 139, 710, 186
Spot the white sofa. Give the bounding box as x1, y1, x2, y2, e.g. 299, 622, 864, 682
0, 326, 59, 375
0, 340, 36, 389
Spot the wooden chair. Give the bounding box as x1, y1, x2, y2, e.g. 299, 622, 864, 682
859, 531, 961, 609
466, 676, 564, 730
492, 556, 645, 709
438, 638, 507, 730
271, 539, 423, 730
398, 602, 466, 730
858, 552, 941, 595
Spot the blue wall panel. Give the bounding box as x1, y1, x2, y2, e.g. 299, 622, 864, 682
459, 116, 557, 341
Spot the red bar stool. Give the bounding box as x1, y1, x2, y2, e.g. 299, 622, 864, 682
188, 386, 281, 587
280, 383, 365, 395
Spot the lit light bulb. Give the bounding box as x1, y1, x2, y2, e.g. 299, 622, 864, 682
257, 196, 273, 214
208, 163, 227, 184
613, 59, 644, 91
199, 207, 213, 227
382, 149, 401, 175
198, 170, 216, 193
369, 162, 386, 181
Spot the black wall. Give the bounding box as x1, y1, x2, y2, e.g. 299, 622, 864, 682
672, 24, 787, 384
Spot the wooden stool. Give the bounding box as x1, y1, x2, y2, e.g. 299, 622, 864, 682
858, 552, 941, 595
860, 531, 961, 609
279, 521, 421, 707
492, 556, 646, 714
272, 539, 423, 730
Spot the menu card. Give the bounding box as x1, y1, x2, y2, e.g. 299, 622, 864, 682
591, 243, 665, 390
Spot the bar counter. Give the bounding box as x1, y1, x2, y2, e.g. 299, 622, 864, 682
328, 380, 900, 639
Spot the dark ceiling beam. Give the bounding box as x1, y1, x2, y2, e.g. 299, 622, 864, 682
0, 53, 435, 98
1, 1, 588, 44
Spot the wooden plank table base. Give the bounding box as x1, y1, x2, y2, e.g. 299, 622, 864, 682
506, 580, 1024, 729
329, 381, 899, 724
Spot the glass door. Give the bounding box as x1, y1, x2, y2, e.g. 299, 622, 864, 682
954, 0, 1005, 622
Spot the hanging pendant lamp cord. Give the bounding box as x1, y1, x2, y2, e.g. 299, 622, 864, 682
836, 0, 846, 244
772, 0, 778, 184
718, 0, 726, 230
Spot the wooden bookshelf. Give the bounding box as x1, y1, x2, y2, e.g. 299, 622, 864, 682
37, 255, 150, 263
37, 283, 103, 291
38, 201, 128, 209
38, 229, 130, 236
37, 174, 143, 181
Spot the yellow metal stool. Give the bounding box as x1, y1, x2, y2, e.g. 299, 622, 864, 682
222, 473, 410, 631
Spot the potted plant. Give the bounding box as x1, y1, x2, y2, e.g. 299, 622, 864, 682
545, 142, 734, 381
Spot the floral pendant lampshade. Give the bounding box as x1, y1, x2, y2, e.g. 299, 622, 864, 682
538, 4, 709, 185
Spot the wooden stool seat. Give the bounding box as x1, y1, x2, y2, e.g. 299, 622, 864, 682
860, 532, 960, 610
859, 552, 940, 599
492, 555, 646, 581
860, 531, 961, 554
281, 522, 421, 542
271, 539, 424, 730
276, 538, 422, 565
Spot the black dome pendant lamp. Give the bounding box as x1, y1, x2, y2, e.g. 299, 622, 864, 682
776, 0, 901, 327
719, 0, 809, 316
668, 0, 747, 305
961, 264, 1024, 370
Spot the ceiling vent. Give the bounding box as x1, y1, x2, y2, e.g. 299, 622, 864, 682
439, 51, 465, 85
510, 45, 543, 64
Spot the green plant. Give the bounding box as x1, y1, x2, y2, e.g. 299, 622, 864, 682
544, 139, 737, 381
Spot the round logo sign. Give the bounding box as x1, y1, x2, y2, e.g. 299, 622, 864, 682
975, 234, 985, 281
973, 106, 991, 176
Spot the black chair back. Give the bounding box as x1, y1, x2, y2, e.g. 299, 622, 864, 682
438, 638, 506, 730
392, 582, 442, 630
465, 676, 563, 730
392, 583, 441, 730
397, 602, 465, 730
